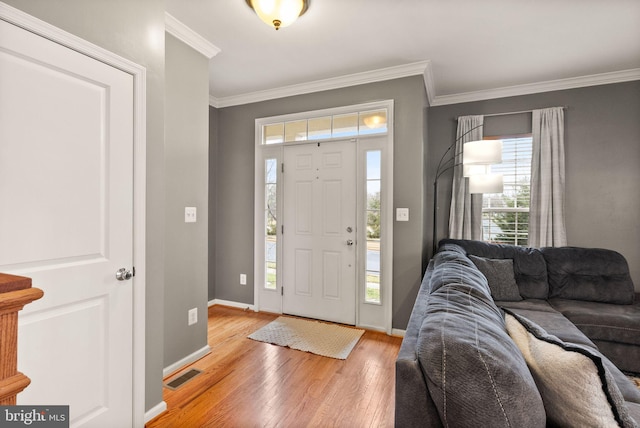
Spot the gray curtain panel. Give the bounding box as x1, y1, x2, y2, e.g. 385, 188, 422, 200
449, 115, 483, 240
529, 107, 567, 247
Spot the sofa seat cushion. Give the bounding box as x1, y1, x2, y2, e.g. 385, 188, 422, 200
541, 247, 636, 304
501, 306, 597, 349
416, 247, 546, 427
440, 239, 549, 299
549, 298, 640, 346
505, 311, 638, 428
593, 340, 640, 380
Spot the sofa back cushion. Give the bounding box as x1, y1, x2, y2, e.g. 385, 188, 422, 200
440, 239, 549, 299
417, 246, 546, 427
541, 247, 635, 304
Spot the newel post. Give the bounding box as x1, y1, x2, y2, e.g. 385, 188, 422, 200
0, 273, 44, 405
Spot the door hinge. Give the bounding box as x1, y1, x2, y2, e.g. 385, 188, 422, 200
281, 225, 284, 234
281, 162, 284, 173
281, 287, 284, 296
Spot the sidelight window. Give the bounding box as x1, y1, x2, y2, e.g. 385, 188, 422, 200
265, 158, 278, 290
365, 150, 382, 304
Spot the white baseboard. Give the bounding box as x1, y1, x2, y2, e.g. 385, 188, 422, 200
163, 344, 211, 378
145, 401, 167, 423
209, 298, 256, 311
391, 328, 406, 337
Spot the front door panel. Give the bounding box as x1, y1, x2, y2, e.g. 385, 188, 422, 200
283, 141, 356, 325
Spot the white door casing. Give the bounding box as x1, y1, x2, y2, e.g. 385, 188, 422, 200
254, 101, 394, 333
282, 141, 356, 325
0, 9, 144, 426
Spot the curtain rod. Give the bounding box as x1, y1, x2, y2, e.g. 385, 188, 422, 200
456, 106, 568, 120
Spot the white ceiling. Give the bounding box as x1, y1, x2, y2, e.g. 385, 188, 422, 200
166, 0, 640, 107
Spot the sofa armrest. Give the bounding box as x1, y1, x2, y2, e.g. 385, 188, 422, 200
395, 262, 443, 427
395, 353, 442, 427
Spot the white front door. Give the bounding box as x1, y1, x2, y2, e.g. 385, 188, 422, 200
0, 18, 134, 427
282, 141, 356, 325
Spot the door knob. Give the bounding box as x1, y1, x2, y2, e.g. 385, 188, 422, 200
346, 239, 354, 246
116, 268, 134, 281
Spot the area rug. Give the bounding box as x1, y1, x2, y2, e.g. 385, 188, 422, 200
248, 316, 364, 360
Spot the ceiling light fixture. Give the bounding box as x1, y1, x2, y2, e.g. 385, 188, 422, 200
245, 0, 309, 31
363, 114, 386, 129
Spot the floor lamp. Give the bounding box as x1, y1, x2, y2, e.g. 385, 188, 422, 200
432, 125, 503, 254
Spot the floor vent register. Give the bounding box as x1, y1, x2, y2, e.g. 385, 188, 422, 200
164, 368, 203, 390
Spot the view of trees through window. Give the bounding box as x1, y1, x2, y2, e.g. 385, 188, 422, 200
365, 150, 382, 304
482, 135, 532, 246
265, 158, 277, 290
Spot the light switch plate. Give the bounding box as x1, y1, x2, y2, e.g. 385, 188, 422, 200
396, 208, 409, 222
185, 207, 197, 223
188, 308, 197, 326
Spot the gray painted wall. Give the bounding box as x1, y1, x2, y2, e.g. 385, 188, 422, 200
427, 81, 640, 291
209, 107, 219, 301
164, 34, 209, 369
210, 76, 428, 330
4, 0, 166, 411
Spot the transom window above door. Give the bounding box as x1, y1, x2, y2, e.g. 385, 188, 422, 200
260, 108, 388, 145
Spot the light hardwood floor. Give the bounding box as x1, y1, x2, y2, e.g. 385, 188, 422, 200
146, 305, 402, 428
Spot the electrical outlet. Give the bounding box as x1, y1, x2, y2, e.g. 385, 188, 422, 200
185, 207, 197, 223
188, 308, 197, 326
240, 274, 247, 285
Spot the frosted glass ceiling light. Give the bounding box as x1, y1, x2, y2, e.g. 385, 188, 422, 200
246, 0, 309, 30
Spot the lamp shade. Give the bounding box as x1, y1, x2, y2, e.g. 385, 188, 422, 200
468, 173, 504, 194
463, 164, 490, 177
463, 139, 502, 165
248, 0, 308, 30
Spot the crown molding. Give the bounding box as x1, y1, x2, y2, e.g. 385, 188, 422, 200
165, 13, 220, 59
211, 61, 430, 108
208, 60, 640, 109
422, 60, 436, 106
429, 68, 640, 106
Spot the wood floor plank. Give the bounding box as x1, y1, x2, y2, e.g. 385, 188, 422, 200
146, 305, 402, 428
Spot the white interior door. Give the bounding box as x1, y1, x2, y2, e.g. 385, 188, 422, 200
0, 18, 134, 427
283, 141, 356, 325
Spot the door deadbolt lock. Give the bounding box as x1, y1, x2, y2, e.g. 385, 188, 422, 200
116, 267, 134, 281
346, 226, 353, 233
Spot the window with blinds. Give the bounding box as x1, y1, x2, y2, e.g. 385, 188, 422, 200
482, 135, 532, 246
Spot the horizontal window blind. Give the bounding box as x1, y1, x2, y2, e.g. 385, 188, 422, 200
482, 136, 532, 246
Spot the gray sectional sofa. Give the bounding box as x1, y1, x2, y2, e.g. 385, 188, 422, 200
396, 240, 640, 427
